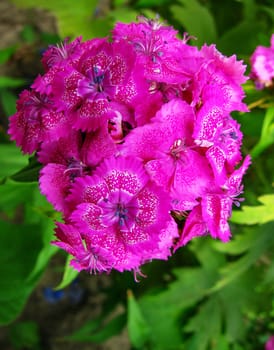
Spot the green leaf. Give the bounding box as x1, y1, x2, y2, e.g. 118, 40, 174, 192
139, 268, 217, 349
0, 46, 16, 64
0, 89, 17, 116
26, 218, 58, 284
250, 107, 274, 158
212, 228, 256, 255
210, 223, 274, 292
0, 76, 26, 88
260, 5, 274, 22
127, 290, 150, 349
242, 0, 256, 21
190, 237, 226, 272
24, 188, 59, 283
217, 20, 261, 56
231, 193, 274, 225
136, 0, 170, 6
66, 313, 127, 343
10, 155, 42, 182
263, 261, 274, 288
9, 321, 40, 349
232, 345, 245, 350
20, 25, 37, 43
0, 143, 28, 179
171, 0, 217, 46
0, 180, 37, 214
219, 271, 261, 342
109, 8, 139, 24
184, 297, 222, 350
213, 334, 230, 350
54, 254, 79, 290
0, 184, 58, 325
0, 220, 43, 325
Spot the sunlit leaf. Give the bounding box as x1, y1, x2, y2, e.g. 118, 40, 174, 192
0, 143, 28, 179
10, 0, 111, 39
231, 193, 274, 225
212, 228, 256, 255
0, 76, 26, 88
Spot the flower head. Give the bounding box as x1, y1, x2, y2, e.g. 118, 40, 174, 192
8, 16, 250, 277
250, 34, 274, 89
56, 156, 176, 272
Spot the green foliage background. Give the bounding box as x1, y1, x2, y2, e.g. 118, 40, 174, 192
0, 0, 274, 349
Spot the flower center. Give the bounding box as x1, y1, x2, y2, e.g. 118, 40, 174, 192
64, 158, 87, 181
133, 32, 163, 63
77, 64, 112, 100
90, 65, 105, 91
169, 139, 186, 160
24, 93, 52, 123
98, 190, 138, 230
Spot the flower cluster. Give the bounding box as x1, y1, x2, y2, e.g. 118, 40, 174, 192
250, 34, 274, 89
8, 16, 250, 276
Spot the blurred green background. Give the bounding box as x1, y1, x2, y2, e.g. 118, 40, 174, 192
0, 0, 274, 349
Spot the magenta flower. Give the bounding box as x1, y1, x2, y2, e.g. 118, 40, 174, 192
174, 155, 251, 248
56, 156, 176, 272
195, 44, 248, 113
41, 36, 83, 71
54, 223, 114, 273
38, 131, 87, 212
8, 16, 250, 276
250, 34, 274, 89
113, 15, 188, 84
52, 39, 138, 132
8, 89, 70, 154
194, 106, 244, 186
266, 336, 274, 350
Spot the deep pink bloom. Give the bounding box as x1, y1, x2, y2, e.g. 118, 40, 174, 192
174, 205, 207, 248
54, 223, 114, 273
38, 125, 118, 213
41, 37, 83, 71
113, 16, 189, 84
250, 34, 274, 89
8, 89, 70, 154
38, 131, 87, 212
175, 155, 251, 248
266, 336, 274, 350
62, 156, 176, 271
194, 107, 243, 185
8, 16, 250, 276
52, 39, 137, 132
123, 100, 214, 209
